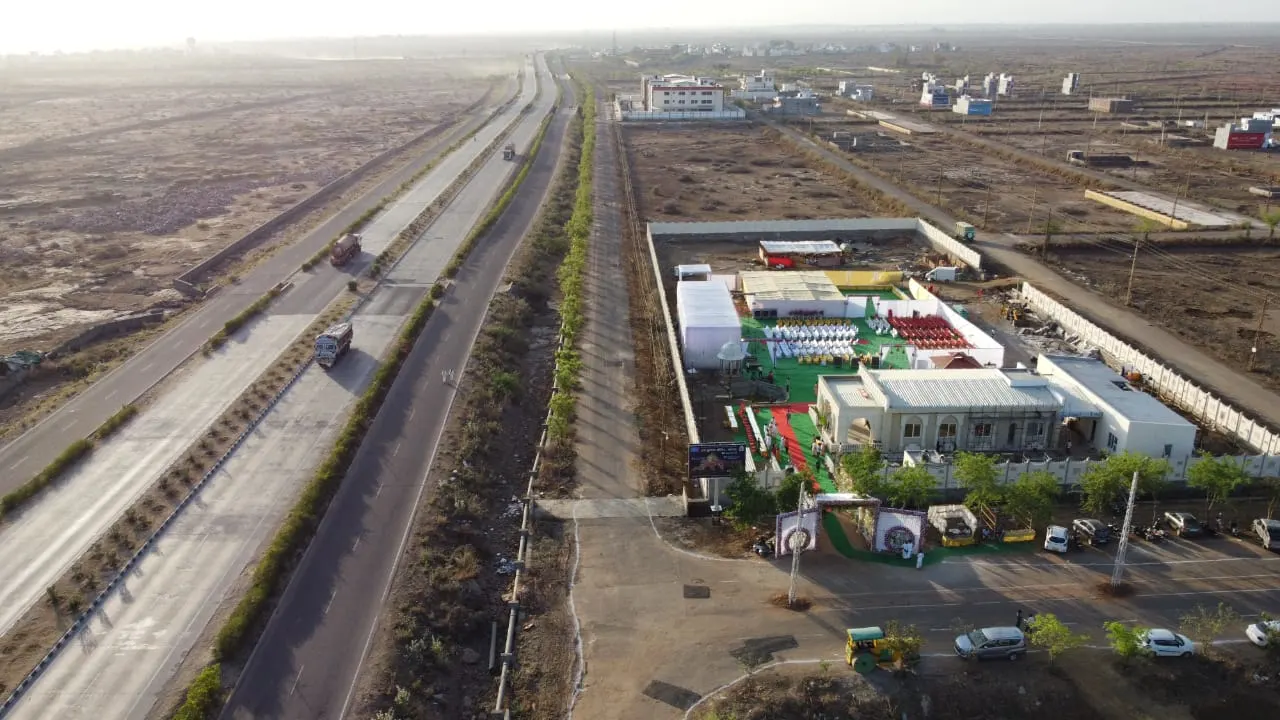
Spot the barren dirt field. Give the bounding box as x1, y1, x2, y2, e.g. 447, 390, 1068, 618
0, 54, 501, 352
1048, 242, 1280, 390
623, 124, 871, 222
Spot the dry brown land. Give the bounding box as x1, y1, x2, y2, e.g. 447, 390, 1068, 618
622, 125, 874, 222
1046, 242, 1280, 390
0, 55, 500, 354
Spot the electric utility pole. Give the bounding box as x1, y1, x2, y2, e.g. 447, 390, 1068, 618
1111, 471, 1140, 591
1125, 235, 1141, 306
787, 485, 809, 608
1249, 295, 1271, 372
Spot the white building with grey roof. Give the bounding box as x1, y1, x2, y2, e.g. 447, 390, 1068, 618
817, 367, 1062, 456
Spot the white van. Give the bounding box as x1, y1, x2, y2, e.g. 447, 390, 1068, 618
1043, 525, 1069, 553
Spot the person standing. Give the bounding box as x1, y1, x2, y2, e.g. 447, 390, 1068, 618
1016, 609, 1024, 630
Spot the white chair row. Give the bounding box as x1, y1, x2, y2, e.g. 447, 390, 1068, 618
765, 325, 858, 341
777, 341, 859, 358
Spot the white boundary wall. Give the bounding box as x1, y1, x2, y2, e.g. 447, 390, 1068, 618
915, 219, 982, 269
1021, 282, 1280, 455
648, 217, 982, 270
647, 225, 701, 444
619, 107, 747, 121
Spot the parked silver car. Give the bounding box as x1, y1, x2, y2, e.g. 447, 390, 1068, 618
954, 626, 1027, 661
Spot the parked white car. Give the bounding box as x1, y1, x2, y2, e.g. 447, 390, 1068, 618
1245, 619, 1280, 647
1043, 525, 1069, 553
1139, 628, 1195, 657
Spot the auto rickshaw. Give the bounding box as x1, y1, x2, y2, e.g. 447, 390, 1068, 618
844, 626, 896, 674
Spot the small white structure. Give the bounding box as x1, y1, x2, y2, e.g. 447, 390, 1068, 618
673, 263, 712, 281
817, 368, 1062, 455
1037, 354, 1196, 459
675, 280, 741, 370
1061, 72, 1080, 95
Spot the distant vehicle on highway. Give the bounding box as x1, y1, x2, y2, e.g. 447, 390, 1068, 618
1139, 628, 1195, 657
331, 233, 362, 266
1071, 518, 1111, 545
503, 142, 517, 160
1254, 518, 1280, 550
315, 322, 354, 369
1164, 511, 1203, 538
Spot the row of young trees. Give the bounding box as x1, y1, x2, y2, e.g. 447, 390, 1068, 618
838, 444, 1272, 525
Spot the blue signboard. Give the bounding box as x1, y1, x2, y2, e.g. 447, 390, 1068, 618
688, 442, 747, 478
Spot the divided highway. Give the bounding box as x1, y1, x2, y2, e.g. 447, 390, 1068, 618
1, 57, 549, 720
220, 63, 571, 720
0, 62, 534, 646
0, 70, 521, 494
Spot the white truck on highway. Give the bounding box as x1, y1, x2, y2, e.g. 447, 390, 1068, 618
315, 322, 353, 369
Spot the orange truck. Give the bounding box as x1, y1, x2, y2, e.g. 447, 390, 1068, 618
330, 233, 362, 266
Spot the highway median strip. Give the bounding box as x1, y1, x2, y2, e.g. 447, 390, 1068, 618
302, 83, 529, 274
0, 402, 139, 520
541, 79, 596, 479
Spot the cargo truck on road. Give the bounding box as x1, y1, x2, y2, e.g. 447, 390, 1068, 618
315, 322, 353, 368
503, 142, 516, 160
331, 233, 362, 266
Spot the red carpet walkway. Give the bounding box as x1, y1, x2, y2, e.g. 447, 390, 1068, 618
771, 407, 808, 473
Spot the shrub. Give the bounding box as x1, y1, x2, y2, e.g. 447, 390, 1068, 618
0, 437, 94, 518
172, 664, 222, 720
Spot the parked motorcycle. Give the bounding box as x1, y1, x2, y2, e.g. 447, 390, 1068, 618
751, 535, 775, 557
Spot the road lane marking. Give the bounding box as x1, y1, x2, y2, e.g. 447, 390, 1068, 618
393, 442, 401, 456
104, 390, 118, 403
375, 482, 383, 498
140, 361, 155, 373
290, 665, 304, 696
324, 590, 337, 615
408, 408, 415, 422
10, 454, 29, 470
352, 537, 361, 551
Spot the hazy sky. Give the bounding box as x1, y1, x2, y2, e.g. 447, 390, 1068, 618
2, 1, 1264, 54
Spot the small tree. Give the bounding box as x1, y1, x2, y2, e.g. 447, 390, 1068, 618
1104, 621, 1151, 662
775, 470, 814, 513
1186, 451, 1249, 517
1179, 602, 1240, 657
881, 620, 924, 672
1080, 451, 1171, 516
887, 465, 936, 509
1026, 613, 1087, 662
840, 445, 886, 496
1265, 477, 1280, 519
1263, 209, 1280, 244
723, 475, 776, 529
1004, 470, 1060, 528
955, 452, 1002, 517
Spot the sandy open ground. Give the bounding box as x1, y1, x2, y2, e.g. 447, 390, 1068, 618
0, 53, 503, 352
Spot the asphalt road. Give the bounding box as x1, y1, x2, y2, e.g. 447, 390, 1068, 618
220, 58, 569, 720
0, 70, 521, 496
2, 60, 546, 720
0, 315, 312, 636
0, 64, 534, 648
3, 315, 407, 720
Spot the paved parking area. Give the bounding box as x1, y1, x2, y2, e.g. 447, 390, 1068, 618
569, 515, 1280, 719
